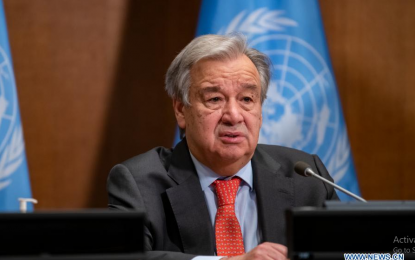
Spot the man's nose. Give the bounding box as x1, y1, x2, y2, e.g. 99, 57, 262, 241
221, 99, 243, 125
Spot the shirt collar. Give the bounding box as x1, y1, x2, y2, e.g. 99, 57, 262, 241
189, 150, 253, 191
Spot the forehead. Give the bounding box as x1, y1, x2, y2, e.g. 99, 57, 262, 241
190, 55, 261, 88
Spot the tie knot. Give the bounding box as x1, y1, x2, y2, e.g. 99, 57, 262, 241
214, 177, 241, 206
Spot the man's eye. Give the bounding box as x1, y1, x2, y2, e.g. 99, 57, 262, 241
208, 97, 221, 102
243, 97, 253, 102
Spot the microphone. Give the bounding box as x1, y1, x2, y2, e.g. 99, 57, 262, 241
294, 161, 367, 202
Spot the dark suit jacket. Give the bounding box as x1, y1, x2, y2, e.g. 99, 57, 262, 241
107, 138, 338, 260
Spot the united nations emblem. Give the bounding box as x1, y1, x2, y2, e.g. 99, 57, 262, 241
0, 46, 25, 191
219, 8, 351, 183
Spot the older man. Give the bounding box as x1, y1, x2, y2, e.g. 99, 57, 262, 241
107, 34, 338, 260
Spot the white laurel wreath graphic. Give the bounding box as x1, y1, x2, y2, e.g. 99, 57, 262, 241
327, 129, 350, 183
0, 126, 25, 191
221, 8, 350, 183
219, 8, 297, 35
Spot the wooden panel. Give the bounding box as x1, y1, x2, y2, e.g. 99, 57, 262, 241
320, 0, 415, 199
4, 0, 200, 208
4, 0, 128, 208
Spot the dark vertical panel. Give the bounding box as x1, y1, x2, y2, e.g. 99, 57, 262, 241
90, 0, 201, 207
320, 0, 415, 199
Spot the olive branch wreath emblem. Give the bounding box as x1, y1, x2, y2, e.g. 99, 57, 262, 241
219, 7, 351, 182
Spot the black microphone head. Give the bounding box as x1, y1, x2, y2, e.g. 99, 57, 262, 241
294, 161, 312, 177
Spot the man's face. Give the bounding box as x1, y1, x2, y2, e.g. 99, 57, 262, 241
174, 55, 263, 175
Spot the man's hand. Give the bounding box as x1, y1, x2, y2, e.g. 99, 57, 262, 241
226, 242, 288, 260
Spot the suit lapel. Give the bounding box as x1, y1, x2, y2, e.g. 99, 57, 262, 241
252, 146, 294, 245
165, 139, 215, 255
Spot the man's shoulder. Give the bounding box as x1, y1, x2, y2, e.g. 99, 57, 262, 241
256, 143, 311, 159
120, 146, 174, 174
254, 143, 319, 173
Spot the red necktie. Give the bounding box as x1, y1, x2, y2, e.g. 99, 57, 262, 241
214, 178, 245, 257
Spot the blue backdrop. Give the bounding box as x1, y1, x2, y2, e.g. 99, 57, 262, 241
194, 0, 361, 201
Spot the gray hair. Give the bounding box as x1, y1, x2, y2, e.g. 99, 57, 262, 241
165, 34, 271, 106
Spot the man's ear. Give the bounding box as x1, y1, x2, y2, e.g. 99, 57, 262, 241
173, 99, 186, 129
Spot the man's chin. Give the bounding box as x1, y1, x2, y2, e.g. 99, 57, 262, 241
216, 149, 251, 162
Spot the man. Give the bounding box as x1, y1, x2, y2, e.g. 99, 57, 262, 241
107, 34, 338, 260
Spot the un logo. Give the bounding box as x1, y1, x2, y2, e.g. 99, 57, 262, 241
0, 46, 25, 191
251, 35, 339, 163
220, 8, 351, 182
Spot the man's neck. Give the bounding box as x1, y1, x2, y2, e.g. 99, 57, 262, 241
209, 160, 249, 176
189, 150, 254, 192
189, 152, 252, 177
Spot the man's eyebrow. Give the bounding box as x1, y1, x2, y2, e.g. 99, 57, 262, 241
241, 84, 258, 91
198, 84, 258, 95
199, 86, 221, 94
